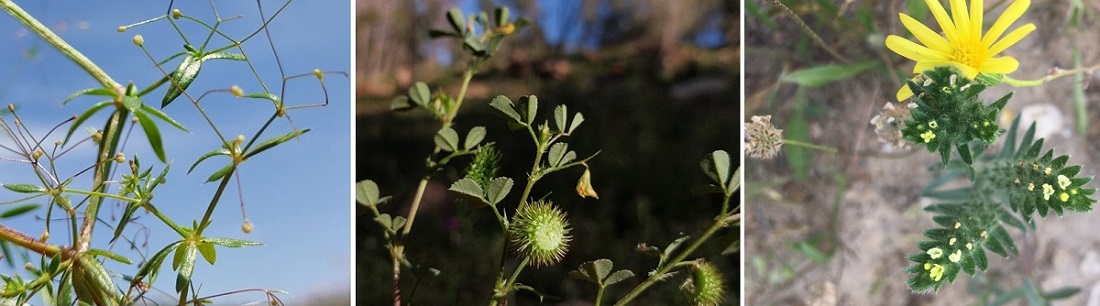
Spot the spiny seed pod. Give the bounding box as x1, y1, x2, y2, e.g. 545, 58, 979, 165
465, 145, 500, 189
508, 200, 571, 267
681, 261, 726, 306
133, 35, 144, 47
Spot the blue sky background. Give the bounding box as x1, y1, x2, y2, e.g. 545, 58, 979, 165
0, 0, 350, 303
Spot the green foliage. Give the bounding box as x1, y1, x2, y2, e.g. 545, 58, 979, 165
907, 111, 1097, 292
901, 67, 1006, 165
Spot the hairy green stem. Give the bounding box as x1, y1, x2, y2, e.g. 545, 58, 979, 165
1003, 63, 1100, 87
764, 0, 848, 63
614, 194, 734, 306
490, 256, 530, 306
0, 224, 62, 257
784, 139, 838, 154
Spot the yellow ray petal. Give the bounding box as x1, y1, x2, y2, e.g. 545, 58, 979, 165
925, 0, 960, 45
987, 23, 1035, 55
896, 83, 915, 101
970, 0, 983, 44
913, 60, 959, 74
980, 56, 1020, 74
886, 36, 950, 62
983, 0, 1031, 47
950, 0, 972, 44
900, 13, 953, 54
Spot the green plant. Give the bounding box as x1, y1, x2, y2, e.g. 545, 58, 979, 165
357, 6, 740, 305
0, 1, 344, 304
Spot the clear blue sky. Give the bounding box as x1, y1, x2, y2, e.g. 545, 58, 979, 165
0, 0, 350, 304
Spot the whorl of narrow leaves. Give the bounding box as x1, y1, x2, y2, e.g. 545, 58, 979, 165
900, 67, 1007, 165
907, 116, 1097, 292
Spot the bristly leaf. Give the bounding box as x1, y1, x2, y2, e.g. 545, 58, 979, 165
244, 129, 311, 159
163, 54, 202, 108
204, 237, 262, 248
134, 111, 167, 162
2, 184, 45, 193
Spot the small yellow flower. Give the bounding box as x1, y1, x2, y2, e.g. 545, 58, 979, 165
1060, 192, 1069, 202
920, 130, 936, 143
928, 120, 938, 129
949, 250, 962, 262
1042, 183, 1054, 201
1058, 175, 1071, 190
929, 264, 946, 281
886, 0, 1035, 101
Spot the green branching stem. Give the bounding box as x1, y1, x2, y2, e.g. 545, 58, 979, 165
614, 193, 735, 306
784, 139, 838, 154
1003, 63, 1100, 87
0, 224, 62, 258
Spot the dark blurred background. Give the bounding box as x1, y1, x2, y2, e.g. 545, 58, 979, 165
357, 0, 740, 304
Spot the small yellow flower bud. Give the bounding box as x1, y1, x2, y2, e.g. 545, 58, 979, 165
235, 135, 245, 145
115, 153, 126, 163
980, 231, 987, 238
133, 34, 144, 46
131, 116, 139, 123
1045, 167, 1052, 175
949, 238, 956, 245
54, 140, 63, 147
117, 26, 127, 32
966, 243, 973, 250
949, 250, 962, 263
172, 9, 182, 19
7, 103, 14, 112
39, 230, 49, 241
497, 23, 516, 35
313, 69, 324, 80
230, 85, 244, 97
24, 262, 33, 271
954, 222, 961, 229
242, 220, 254, 233
1060, 192, 1069, 202
31, 149, 43, 161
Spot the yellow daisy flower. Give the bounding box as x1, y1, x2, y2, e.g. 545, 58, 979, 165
886, 0, 1035, 101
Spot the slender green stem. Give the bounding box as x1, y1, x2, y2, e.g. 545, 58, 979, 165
764, 0, 849, 64
401, 177, 431, 237
784, 139, 838, 153
614, 194, 735, 306
490, 256, 530, 306
194, 167, 235, 236
63, 189, 140, 203
1003, 63, 1100, 87
595, 286, 605, 306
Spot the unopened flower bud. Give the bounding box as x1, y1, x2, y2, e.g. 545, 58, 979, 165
117, 26, 127, 32
115, 153, 126, 163
172, 9, 182, 19
230, 85, 244, 97
133, 34, 144, 46
242, 220, 254, 233
313, 69, 323, 80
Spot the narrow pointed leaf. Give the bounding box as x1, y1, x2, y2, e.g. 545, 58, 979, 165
64, 101, 114, 144
85, 249, 132, 265
187, 148, 231, 174
447, 8, 466, 35
197, 242, 216, 265
64, 88, 116, 104
134, 111, 167, 162
200, 52, 246, 61
140, 104, 188, 131
244, 129, 311, 159
163, 54, 202, 108
2, 184, 45, 193
135, 241, 182, 285
204, 237, 263, 248
0, 204, 39, 218
205, 164, 235, 183
175, 244, 197, 292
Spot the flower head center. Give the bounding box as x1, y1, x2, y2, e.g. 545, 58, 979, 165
951, 44, 985, 70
